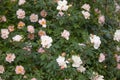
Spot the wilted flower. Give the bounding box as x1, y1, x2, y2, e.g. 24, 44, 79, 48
8, 25, 15, 32
30, 13, 38, 22
56, 56, 67, 69
18, 0, 26, 5
57, 0, 69, 11
40, 10, 47, 17
41, 35, 53, 48
38, 30, 46, 36
28, 33, 34, 40
99, 53, 105, 62
38, 47, 45, 53
16, 9, 25, 19
0, 65, 5, 74
17, 21, 25, 29
15, 65, 25, 75
72, 55, 82, 68
1, 29, 9, 39
98, 15, 105, 24
113, 30, 120, 42
82, 10, 90, 19
6, 53, 16, 63
81, 3, 90, 11
90, 34, 101, 49
94, 8, 101, 14
27, 25, 35, 33
61, 30, 70, 40
12, 35, 22, 42
77, 66, 86, 73
57, 11, 64, 16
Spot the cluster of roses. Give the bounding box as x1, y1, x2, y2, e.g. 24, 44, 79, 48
0, 0, 120, 80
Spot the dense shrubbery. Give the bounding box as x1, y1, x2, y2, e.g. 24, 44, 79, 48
0, 0, 120, 80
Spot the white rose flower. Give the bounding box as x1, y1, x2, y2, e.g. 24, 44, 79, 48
16, 9, 25, 19
41, 35, 53, 48
72, 55, 82, 68
0, 65, 5, 74
61, 30, 70, 40
18, 0, 26, 5
12, 35, 23, 42
1, 29, 9, 39
90, 34, 101, 49
82, 10, 90, 19
57, 0, 69, 11
56, 56, 67, 68
81, 3, 90, 11
114, 30, 120, 42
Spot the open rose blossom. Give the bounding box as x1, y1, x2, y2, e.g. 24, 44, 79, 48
12, 35, 23, 42
113, 30, 120, 42
40, 10, 47, 17
15, 65, 25, 75
81, 3, 90, 11
41, 35, 53, 48
27, 25, 35, 33
16, 9, 25, 19
61, 30, 70, 40
6, 53, 16, 63
18, 0, 26, 5
38, 18, 46, 28
98, 15, 105, 24
1, 29, 9, 39
0, 65, 5, 74
99, 53, 105, 62
82, 10, 90, 19
8, 25, 15, 32
30, 13, 38, 22
90, 34, 101, 49
17, 21, 25, 29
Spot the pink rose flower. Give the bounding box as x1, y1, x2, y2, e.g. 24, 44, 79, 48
16, 9, 25, 19
81, 3, 90, 11
99, 53, 105, 62
61, 30, 70, 40
38, 47, 45, 53
6, 53, 16, 63
15, 65, 25, 75
98, 15, 105, 24
27, 25, 35, 33
30, 13, 38, 22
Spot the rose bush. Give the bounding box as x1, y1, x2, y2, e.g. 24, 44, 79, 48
0, 0, 120, 80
